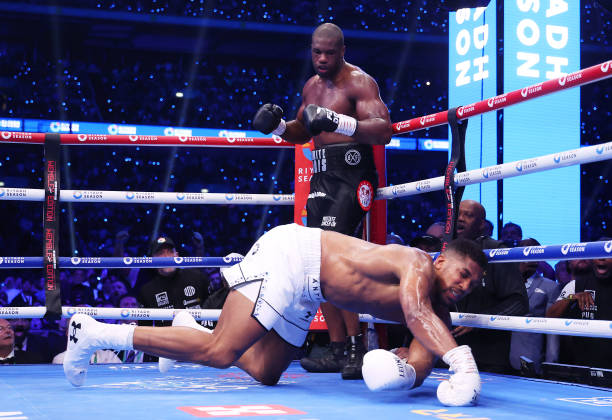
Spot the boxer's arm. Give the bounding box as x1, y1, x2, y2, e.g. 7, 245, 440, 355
282, 102, 314, 144
351, 75, 392, 145
398, 256, 458, 358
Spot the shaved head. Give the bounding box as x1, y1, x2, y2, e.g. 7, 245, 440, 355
457, 200, 487, 240
312, 23, 344, 48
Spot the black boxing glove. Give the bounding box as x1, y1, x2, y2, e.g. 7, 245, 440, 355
303, 104, 357, 137
253, 103, 286, 135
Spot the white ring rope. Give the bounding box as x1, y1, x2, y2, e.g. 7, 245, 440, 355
378, 141, 612, 200
0, 189, 294, 205
0, 142, 608, 205
1, 306, 610, 339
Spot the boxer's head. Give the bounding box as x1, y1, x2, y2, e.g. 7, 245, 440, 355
433, 238, 487, 305
311, 23, 345, 79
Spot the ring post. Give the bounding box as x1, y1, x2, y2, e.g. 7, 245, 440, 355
42, 133, 62, 321
441, 107, 468, 251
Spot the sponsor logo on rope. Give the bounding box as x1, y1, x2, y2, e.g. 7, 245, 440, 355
604, 240, 612, 253
490, 316, 510, 322
415, 180, 431, 192
184, 286, 196, 297
457, 104, 475, 117
225, 194, 234, 201
602, 61, 611, 73
174, 257, 184, 264
553, 151, 577, 164
126, 192, 135, 200
345, 149, 361, 165
121, 309, 130, 318
1, 131, 12, 139
487, 94, 507, 108
0, 257, 25, 265
391, 185, 401, 196
420, 115, 435, 126
0, 188, 27, 198
523, 246, 546, 256
66, 307, 77, 316
129, 135, 138, 142
0, 307, 19, 315
71, 257, 81, 265
123, 257, 133, 265
596, 145, 605, 154
516, 159, 537, 172
77, 134, 88, 142
176, 193, 185, 200
395, 121, 411, 131
559, 71, 583, 87
489, 248, 510, 258
223, 255, 233, 264
525, 318, 546, 324
108, 124, 118, 135
272, 134, 283, 143
561, 242, 587, 255
73, 191, 83, 199
273, 194, 282, 201
481, 165, 502, 179
521, 83, 544, 98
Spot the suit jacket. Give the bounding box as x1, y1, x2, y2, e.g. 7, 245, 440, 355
509, 275, 560, 372
0, 349, 45, 364
455, 236, 529, 372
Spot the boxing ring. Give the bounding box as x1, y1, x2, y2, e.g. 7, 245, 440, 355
1, 60, 611, 419
2, 362, 612, 420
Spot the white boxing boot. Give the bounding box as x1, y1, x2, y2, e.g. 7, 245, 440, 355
63, 314, 135, 387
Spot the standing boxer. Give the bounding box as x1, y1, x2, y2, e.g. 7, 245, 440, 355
253, 23, 392, 379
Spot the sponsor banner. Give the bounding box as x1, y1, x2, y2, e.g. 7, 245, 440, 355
503, 0, 580, 249
449, 1, 498, 233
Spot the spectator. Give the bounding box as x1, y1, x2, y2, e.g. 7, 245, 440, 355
409, 234, 442, 253
482, 219, 494, 237
452, 200, 529, 373
138, 236, 212, 326
0, 319, 44, 364
509, 238, 560, 374
425, 221, 445, 239
546, 238, 612, 369
501, 222, 522, 248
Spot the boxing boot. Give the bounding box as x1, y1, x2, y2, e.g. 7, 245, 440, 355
341, 334, 365, 379
63, 314, 135, 387
300, 341, 345, 372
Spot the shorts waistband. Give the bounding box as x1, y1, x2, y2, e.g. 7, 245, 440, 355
312, 143, 375, 174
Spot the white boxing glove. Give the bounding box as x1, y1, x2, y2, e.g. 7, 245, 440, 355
437, 345, 481, 406
362, 349, 416, 391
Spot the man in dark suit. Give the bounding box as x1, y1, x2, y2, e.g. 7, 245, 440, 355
509, 238, 560, 373
452, 200, 529, 373
0, 319, 44, 364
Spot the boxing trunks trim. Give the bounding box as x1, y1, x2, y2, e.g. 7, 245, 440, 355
221, 224, 324, 347
311, 142, 375, 174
